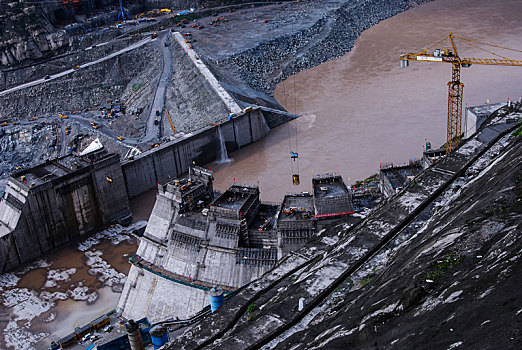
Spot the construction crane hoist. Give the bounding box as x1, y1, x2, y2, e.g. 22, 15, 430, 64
400, 32, 522, 153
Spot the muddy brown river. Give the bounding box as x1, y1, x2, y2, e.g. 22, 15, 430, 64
212, 0, 522, 201
2, 1, 522, 349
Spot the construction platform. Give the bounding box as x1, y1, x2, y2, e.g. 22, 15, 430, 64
117, 167, 358, 323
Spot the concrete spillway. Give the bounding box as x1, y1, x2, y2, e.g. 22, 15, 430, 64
121, 106, 297, 199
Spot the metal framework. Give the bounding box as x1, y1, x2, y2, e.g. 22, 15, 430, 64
447, 63, 463, 152
61, 0, 80, 9
400, 33, 522, 153
118, 0, 130, 20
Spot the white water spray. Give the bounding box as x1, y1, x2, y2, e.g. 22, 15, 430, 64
217, 126, 232, 164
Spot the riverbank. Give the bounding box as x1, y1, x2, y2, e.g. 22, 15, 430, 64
210, 0, 522, 201
0, 222, 145, 350
189, 0, 434, 107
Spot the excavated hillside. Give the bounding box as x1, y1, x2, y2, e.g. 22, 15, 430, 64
165, 107, 522, 349
0, 0, 434, 191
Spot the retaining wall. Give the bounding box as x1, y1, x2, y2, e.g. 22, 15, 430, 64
122, 107, 279, 198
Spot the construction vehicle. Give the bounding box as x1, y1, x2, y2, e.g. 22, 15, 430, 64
117, 136, 124, 141
59, 114, 68, 119
400, 33, 522, 153
65, 127, 69, 135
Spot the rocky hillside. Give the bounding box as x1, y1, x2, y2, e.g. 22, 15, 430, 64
0, 2, 68, 67
164, 107, 522, 349
0, 0, 277, 68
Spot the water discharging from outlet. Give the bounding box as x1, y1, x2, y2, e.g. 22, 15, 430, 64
217, 126, 232, 164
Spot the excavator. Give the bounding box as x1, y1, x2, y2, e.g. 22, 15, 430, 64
400, 33, 522, 153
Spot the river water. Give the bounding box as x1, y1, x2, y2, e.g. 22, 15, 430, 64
0, 190, 156, 350
211, 0, 522, 202
2, 1, 522, 349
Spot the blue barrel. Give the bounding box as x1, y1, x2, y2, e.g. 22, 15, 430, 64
209, 286, 225, 312
150, 325, 169, 349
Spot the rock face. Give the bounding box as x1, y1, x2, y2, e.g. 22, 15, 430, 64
164, 107, 522, 349
0, 40, 161, 118
0, 4, 67, 67
0, 0, 142, 68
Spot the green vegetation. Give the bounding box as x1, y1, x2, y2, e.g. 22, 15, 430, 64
353, 173, 378, 189
287, 274, 298, 282
514, 121, 522, 136
425, 254, 465, 281
247, 302, 257, 313
132, 82, 143, 92
359, 276, 372, 286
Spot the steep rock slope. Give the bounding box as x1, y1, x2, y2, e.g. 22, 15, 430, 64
164, 109, 522, 349
276, 128, 522, 349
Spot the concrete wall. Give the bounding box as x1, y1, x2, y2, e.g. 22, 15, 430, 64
122, 108, 270, 198
0, 154, 132, 272
464, 103, 505, 138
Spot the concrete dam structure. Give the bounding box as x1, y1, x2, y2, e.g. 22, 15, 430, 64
0, 106, 296, 272
0, 150, 132, 272
122, 106, 295, 199
117, 166, 354, 322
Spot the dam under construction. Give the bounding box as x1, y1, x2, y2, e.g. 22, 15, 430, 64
117, 166, 357, 323
0, 0, 521, 349
0, 104, 296, 273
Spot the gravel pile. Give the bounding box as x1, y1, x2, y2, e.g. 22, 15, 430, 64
227, 0, 429, 96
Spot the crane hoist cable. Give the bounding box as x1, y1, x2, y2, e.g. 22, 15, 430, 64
286, 4, 300, 186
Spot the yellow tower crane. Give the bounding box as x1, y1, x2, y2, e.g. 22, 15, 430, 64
400, 32, 522, 153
